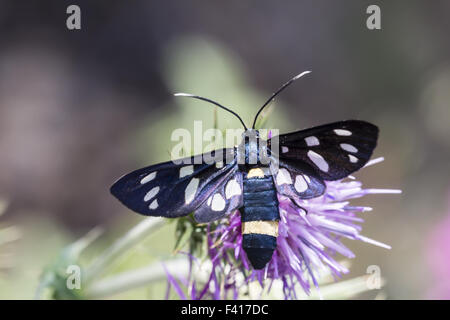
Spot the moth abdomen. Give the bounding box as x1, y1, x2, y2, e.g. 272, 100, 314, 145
242, 233, 277, 270
241, 167, 280, 269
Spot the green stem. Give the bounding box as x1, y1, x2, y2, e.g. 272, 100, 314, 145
84, 217, 165, 284
85, 258, 189, 299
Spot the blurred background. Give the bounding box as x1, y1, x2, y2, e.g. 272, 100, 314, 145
0, 0, 449, 299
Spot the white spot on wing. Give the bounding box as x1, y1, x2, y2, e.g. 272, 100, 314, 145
185, 178, 199, 204
207, 196, 212, 206
225, 179, 241, 199
340, 143, 358, 153
303, 174, 311, 183
307, 150, 329, 172
281, 146, 289, 153
149, 199, 158, 210
334, 129, 352, 136
180, 165, 194, 178
215, 161, 224, 169
348, 154, 358, 163
140, 172, 156, 184
144, 186, 159, 202
305, 136, 320, 146
276, 168, 293, 185
294, 175, 308, 193
211, 193, 225, 211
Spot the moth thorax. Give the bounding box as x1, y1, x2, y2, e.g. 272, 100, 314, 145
246, 136, 259, 165
237, 129, 259, 165
242, 220, 279, 237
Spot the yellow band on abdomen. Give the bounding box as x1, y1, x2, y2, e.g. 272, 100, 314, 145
242, 220, 279, 237
247, 167, 265, 178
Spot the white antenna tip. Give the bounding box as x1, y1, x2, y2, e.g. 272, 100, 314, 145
174, 93, 192, 97
293, 70, 311, 80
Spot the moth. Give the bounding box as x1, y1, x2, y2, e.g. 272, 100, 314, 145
110, 71, 378, 270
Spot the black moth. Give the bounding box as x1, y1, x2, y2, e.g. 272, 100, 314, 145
110, 71, 378, 270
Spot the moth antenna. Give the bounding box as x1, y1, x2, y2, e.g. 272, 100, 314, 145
174, 93, 248, 130
252, 71, 311, 129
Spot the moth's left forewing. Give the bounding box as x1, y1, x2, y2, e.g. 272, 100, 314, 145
270, 120, 379, 181
110, 148, 238, 218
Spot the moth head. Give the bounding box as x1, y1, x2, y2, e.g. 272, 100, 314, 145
242, 129, 260, 140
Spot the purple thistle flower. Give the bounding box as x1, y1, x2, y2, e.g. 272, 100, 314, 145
167, 157, 400, 300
